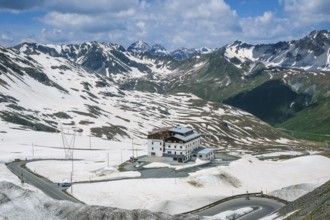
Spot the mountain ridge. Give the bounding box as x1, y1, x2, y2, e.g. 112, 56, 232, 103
224, 30, 330, 72
4, 30, 330, 141
1, 43, 293, 148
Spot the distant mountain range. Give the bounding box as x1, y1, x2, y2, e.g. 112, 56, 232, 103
225, 30, 330, 72
0, 41, 289, 148
2, 30, 330, 141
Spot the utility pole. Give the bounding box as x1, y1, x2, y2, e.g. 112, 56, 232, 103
32, 143, 34, 157
174, 170, 176, 184
70, 171, 73, 193
107, 152, 110, 167
89, 135, 92, 150
131, 138, 134, 158
71, 153, 74, 193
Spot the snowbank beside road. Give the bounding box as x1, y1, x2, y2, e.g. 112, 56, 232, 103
72, 155, 330, 214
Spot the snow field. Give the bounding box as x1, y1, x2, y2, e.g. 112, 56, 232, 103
2, 121, 328, 215
70, 155, 330, 214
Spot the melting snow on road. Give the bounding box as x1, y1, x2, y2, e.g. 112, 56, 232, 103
204, 207, 254, 220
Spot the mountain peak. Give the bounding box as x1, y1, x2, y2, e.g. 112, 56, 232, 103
127, 40, 151, 53
150, 44, 168, 56
170, 47, 199, 60
308, 30, 330, 39
200, 46, 213, 54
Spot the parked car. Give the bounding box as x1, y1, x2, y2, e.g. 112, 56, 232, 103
58, 182, 72, 187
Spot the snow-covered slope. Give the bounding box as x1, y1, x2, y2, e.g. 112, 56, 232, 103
70, 155, 330, 214
225, 30, 330, 72
0, 44, 293, 148
0, 181, 192, 220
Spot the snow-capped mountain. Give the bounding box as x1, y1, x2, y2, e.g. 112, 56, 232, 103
13, 41, 212, 83
200, 46, 213, 54
13, 30, 330, 82
150, 44, 169, 56
14, 41, 175, 78
127, 41, 170, 56
225, 30, 330, 72
170, 48, 200, 61
5, 30, 330, 136
127, 40, 151, 53
126, 41, 209, 60
0, 43, 291, 148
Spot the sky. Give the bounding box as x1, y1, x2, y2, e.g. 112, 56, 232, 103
0, 0, 329, 50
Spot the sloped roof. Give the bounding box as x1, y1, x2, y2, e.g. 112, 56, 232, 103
169, 125, 192, 134
173, 132, 200, 142
198, 148, 215, 155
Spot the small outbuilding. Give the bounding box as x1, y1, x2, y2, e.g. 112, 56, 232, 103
197, 148, 215, 160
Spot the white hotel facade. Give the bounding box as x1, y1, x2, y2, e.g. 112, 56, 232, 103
147, 125, 214, 163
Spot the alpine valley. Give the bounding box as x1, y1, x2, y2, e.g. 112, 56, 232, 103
2, 30, 329, 142
1, 30, 330, 219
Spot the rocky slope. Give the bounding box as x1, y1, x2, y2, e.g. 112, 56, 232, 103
274, 180, 330, 220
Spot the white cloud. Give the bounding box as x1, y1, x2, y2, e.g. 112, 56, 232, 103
40, 28, 73, 43
136, 21, 147, 36
239, 11, 291, 42
0, 32, 14, 46
43, 12, 127, 33
281, 0, 330, 24
2, 0, 330, 49
37, 0, 241, 49
1, 33, 13, 41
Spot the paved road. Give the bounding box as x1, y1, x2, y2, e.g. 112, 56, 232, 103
6, 160, 82, 203
7, 159, 284, 220
195, 196, 284, 219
